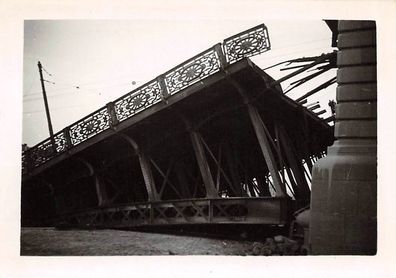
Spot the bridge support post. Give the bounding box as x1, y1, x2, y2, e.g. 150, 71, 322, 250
189, 130, 219, 198
277, 124, 310, 201
310, 20, 377, 255
246, 103, 287, 197
138, 152, 160, 201
76, 157, 110, 207
117, 133, 160, 202
227, 77, 287, 197
94, 175, 109, 207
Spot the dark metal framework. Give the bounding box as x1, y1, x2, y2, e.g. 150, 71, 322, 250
21, 24, 333, 229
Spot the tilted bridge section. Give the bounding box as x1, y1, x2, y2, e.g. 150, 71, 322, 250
21, 24, 333, 229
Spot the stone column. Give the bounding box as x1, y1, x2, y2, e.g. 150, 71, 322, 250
310, 20, 377, 255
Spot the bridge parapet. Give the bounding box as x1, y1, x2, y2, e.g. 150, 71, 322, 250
22, 24, 270, 175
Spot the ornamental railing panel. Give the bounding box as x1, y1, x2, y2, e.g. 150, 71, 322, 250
223, 24, 270, 64
114, 79, 162, 122
27, 130, 67, 168
27, 139, 52, 168
164, 47, 221, 95
23, 24, 270, 173
69, 107, 111, 146
21, 152, 27, 174
53, 130, 68, 153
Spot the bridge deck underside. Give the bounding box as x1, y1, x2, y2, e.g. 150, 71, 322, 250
22, 59, 333, 228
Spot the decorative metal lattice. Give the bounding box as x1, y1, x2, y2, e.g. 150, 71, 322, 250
23, 24, 273, 173
164, 48, 221, 95
115, 80, 162, 122
29, 131, 68, 167
69, 108, 110, 145
29, 143, 51, 167
53, 131, 68, 153
21, 153, 27, 174
223, 24, 270, 63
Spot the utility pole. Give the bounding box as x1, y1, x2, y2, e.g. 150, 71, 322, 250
38, 61, 55, 149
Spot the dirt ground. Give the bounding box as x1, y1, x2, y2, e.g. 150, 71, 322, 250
20, 227, 254, 256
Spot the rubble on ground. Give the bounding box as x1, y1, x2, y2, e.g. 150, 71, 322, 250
250, 235, 302, 256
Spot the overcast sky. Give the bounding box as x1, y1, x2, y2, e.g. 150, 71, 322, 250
23, 19, 335, 146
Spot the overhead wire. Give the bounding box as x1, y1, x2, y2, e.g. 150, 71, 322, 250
23, 38, 331, 98
41, 66, 52, 76
23, 38, 334, 114
23, 104, 94, 114
23, 78, 140, 100
271, 37, 331, 51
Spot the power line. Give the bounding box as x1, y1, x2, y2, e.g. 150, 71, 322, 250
23, 79, 140, 99
41, 66, 52, 76
273, 37, 331, 51
23, 81, 141, 103
23, 39, 330, 97
23, 104, 93, 114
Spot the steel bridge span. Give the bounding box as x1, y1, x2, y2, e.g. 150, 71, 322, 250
21, 25, 333, 230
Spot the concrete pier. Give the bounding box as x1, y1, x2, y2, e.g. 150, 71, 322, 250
310, 20, 377, 255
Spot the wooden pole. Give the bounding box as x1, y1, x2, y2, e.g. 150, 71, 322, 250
38, 61, 55, 148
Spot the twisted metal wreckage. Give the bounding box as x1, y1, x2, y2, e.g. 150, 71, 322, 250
22, 24, 337, 233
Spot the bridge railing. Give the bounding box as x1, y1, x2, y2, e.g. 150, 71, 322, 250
22, 24, 270, 174
114, 78, 162, 123
163, 45, 223, 95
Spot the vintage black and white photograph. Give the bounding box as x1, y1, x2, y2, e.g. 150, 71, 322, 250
1, 0, 395, 277
20, 18, 377, 256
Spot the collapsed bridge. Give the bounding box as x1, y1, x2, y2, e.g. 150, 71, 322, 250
21, 24, 334, 229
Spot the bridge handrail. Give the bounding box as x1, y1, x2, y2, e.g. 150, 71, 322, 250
22, 24, 270, 174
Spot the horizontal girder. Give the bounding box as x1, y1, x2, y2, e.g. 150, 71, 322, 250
58, 197, 289, 228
